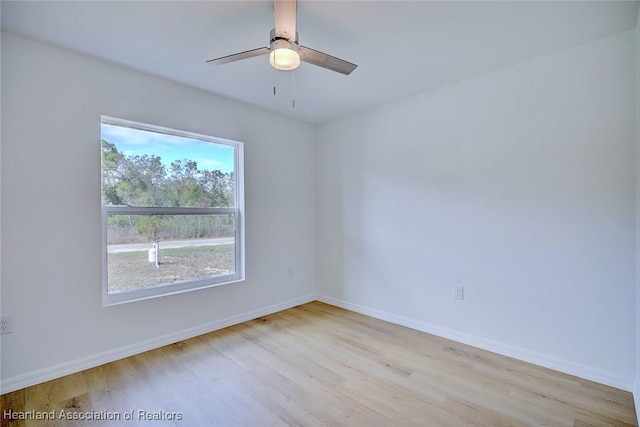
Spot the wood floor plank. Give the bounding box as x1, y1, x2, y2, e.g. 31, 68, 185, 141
1, 301, 636, 426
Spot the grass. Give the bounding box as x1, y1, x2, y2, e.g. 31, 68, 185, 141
107, 244, 235, 294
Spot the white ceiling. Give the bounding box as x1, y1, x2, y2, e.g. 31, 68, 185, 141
2, 1, 639, 124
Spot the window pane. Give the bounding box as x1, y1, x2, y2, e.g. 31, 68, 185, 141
101, 123, 235, 208
100, 117, 244, 305
106, 213, 236, 294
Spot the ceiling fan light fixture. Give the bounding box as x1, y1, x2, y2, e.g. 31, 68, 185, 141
270, 47, 300, 70
269, 35, 300, 71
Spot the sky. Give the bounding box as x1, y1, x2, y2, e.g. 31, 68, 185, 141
101, 123, 235, 173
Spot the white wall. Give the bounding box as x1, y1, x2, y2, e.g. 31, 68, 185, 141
0, 32, 316, 391
316, 31, 636, 390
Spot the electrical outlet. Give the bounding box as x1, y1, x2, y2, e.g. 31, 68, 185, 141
454, 286, 464, 300
287, 267, 294, 278
1, 316, 13, 335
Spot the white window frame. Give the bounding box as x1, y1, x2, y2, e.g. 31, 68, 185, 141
101, 116, 245, 306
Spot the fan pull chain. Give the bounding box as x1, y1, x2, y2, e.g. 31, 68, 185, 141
292, 70, 296, 108
273, 51, 277, 96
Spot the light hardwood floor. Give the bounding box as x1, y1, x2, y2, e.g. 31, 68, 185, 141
1, 301, 637, 426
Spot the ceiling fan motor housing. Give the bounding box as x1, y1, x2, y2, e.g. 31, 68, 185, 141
270, 28, 299, 53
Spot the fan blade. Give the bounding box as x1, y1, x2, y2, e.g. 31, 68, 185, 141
299, 46, 357, 75
206, 47, 270, 65
274, 0, 296, 40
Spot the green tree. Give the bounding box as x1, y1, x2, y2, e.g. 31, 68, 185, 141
101, 140, 126, 205
102, 139, 236, 241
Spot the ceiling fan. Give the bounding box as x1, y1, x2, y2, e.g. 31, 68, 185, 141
206, 0, 357, 76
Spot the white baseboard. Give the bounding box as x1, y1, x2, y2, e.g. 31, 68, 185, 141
0, 294, 315, 394
2, 293, 633, 396
316, 294, 634, 392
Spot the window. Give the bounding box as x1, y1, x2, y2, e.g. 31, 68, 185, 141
101, 116, 244, 305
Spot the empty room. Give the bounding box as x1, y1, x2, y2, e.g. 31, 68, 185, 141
2, 0, 640, 425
